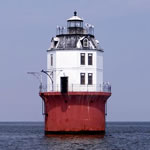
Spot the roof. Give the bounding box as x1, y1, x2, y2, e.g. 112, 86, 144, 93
67, 11, 83, 21
67, 16, 83, 21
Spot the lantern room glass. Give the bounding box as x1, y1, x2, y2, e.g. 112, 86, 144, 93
67, 21, 83, 28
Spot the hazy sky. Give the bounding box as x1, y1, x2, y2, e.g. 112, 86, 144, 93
0, 0, 150, 121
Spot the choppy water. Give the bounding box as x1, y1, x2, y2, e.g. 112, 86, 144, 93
0, 122, 150, 150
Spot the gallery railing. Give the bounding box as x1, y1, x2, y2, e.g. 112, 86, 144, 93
40, 83, 111, 93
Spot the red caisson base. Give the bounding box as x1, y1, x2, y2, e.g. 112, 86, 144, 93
40, 92, 111, 135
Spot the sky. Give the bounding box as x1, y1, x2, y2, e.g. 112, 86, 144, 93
0, 0, 150, 122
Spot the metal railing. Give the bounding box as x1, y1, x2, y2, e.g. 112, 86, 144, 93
40, 83, 111, 93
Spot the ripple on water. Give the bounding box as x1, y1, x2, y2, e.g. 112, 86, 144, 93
0, 122, 150, 150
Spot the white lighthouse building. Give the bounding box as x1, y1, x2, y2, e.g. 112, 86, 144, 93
40, 12, 111, 134
46, 12, 108, 93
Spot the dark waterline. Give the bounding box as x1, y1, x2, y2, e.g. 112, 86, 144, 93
0, 122, 150, 150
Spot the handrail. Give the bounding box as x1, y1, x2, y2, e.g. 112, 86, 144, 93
40, 83, 111, 93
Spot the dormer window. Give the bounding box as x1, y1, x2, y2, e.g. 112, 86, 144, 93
53, 37, 59, 48
54, 41, 58, 47
83, 38, 88, 47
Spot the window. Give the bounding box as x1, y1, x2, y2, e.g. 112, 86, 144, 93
80, 73, 85, 85
83, 38, 88, 47
80, 53, 85, 65
76, 21, 81, 27
54, 41, 58, 47
88, 73, 93, 85
51, 54, 53, 66
88, 53, 93, 65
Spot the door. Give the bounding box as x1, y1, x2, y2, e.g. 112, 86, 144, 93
61, 77, 68, 93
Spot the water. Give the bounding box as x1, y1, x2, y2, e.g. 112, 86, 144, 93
0, 122, 150, 150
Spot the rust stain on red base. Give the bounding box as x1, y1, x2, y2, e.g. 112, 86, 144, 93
40, 92, 111, 134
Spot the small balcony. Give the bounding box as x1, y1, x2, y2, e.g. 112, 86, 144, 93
40, 83, 111, 93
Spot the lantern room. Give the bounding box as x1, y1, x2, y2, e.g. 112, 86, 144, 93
67, 11, 84, 34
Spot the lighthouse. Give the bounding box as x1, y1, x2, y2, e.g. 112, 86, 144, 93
40, 12, 111, 134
